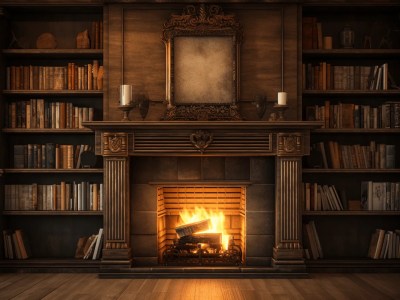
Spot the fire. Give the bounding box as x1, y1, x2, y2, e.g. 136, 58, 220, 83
179, 206, 230, 250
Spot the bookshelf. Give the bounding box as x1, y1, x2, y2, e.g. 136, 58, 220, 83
0, 5, 104, 270
302, 3, 400, 271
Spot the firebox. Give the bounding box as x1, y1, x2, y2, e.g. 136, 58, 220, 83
157, 186, 246, 266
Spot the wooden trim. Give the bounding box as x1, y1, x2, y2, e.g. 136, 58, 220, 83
303, 211, 400, 216
3, 210, 103, 216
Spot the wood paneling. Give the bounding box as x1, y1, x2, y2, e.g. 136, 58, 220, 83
105, 3, 300, 121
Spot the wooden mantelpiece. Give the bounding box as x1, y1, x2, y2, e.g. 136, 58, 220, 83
84, 121, 321, 272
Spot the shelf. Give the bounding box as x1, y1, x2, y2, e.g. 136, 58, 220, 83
2, 128, 93, 134
3, 90, 103, 97
303, 49, 400, 58
303, 168, 400, 173
303, 210, 400, 216
3, 210, 103, 216
311, 128, 400, 134
306, 258, 400, 272
0, 258, 101, 272
303, 90, 400, 96
3, 168, 103, 174
2, 48, 103, 58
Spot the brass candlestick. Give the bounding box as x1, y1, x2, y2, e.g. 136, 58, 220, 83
269, 104, 288, 121
118, 104, 134, 121
119, 84, 134, 121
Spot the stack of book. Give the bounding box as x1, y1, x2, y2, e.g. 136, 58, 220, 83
368, 229, 400, 259
304, 183, 345, 211
75, 228, 104, 260
2, 229, 31, 260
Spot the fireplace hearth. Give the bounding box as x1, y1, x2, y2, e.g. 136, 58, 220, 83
84, 121, 320, 277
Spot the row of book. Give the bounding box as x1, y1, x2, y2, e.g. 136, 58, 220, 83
89, 20, 103, 50
6, 61, 103, 91
368, 229, 400, 259
4, 182, 103, 211
310, 141, 395, 169
303, 221, 323, 260
13, 144, 92, 169
302, 16, 324, 50
303, 63, 393, 91
361, 181, 400, 211
2, 229, 31, 260
75, 228, 103, 260
305, 101, 400, 129
304, 183, 345, 211
5, 100, 94, 129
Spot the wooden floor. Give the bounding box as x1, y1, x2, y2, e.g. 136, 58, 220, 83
0, 273, 399, 299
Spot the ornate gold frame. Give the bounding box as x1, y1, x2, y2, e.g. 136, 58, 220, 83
162, 4, 243, 121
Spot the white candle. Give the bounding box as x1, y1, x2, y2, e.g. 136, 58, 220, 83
120, 84, 133, 106
278, 92, 287, 105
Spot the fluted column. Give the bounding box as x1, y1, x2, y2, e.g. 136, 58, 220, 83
101, 132, 131, 266
272, 133, 305, 270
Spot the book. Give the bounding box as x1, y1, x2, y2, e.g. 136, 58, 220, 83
92, 228, 104, 260
83, 234, 98, 259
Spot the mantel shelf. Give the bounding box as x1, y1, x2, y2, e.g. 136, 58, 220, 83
83, 120, 323, 131
149, 180, 252, 186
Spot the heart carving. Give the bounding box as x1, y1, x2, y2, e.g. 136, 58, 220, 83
190, 130, 213, 153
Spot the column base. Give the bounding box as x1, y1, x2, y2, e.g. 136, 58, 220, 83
101, 248, 132, 269
272, 247, 305, 272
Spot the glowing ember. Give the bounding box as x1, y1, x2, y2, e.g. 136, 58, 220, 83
178, 206, 230, 250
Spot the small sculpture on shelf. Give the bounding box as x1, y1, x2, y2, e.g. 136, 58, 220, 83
76, 29, 90, 49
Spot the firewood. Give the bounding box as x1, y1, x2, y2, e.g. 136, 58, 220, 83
178, 233, 222, 246
175, 219, 211, 238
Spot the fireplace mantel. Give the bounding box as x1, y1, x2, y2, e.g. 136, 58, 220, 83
84, 121, 322, 273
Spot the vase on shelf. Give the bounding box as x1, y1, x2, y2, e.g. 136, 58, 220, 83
340, 25, 355, 48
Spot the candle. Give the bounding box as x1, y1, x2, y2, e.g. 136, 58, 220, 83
120, 84, 133, 106
278, 92, 287, 105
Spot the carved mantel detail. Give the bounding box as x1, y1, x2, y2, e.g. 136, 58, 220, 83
277, 133, 303, 156
190, 130, 213, 153
103, 132, 129, 156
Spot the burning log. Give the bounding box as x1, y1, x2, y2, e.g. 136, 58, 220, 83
178, 233, 222, 246
175, 219, 211, 238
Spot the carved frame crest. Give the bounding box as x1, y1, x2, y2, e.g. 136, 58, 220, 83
162, 4, 243, 121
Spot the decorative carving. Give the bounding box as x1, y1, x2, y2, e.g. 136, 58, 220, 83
277, 133, 302, 155
163, 104, 242, 121
163, 4, 243, 41
103, 133, 128, 156
190, 130, 213, 153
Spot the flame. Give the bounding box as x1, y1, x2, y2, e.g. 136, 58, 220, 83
179, 206, 230, 250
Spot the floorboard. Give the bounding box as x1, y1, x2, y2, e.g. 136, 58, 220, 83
0, 273, 399, 300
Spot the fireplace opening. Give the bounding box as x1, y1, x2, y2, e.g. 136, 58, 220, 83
157, 186, 246, 266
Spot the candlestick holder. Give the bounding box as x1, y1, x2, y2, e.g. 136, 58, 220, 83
118, 104, 134, 121
269, 104, 288, 121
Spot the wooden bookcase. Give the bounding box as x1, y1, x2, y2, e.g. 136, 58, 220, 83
0, 5, 104, 271
302, 3, 400, 271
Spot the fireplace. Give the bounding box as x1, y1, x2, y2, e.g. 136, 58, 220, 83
157, 185, 246, 266
84, 121, 320, 275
